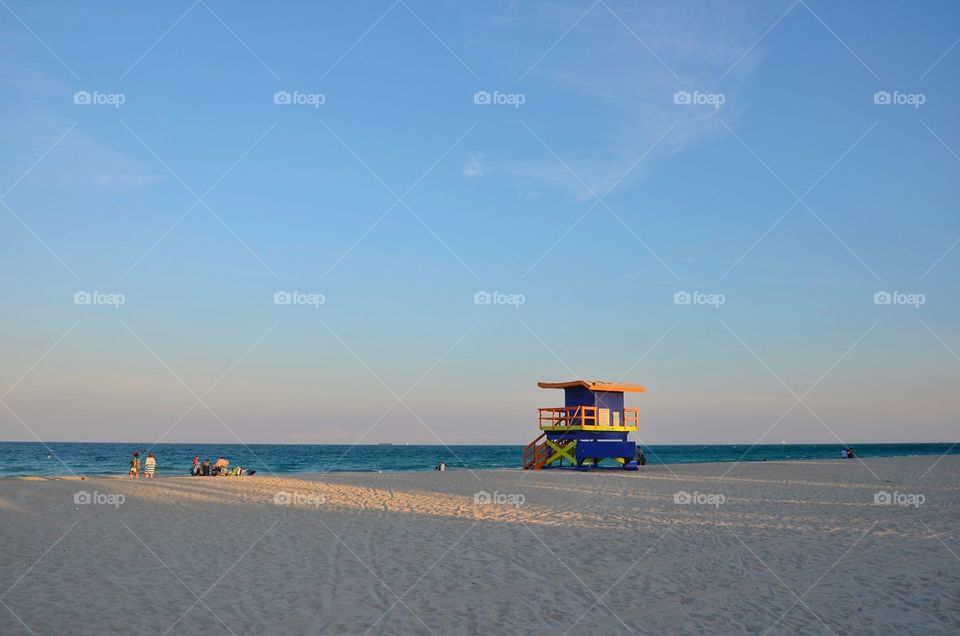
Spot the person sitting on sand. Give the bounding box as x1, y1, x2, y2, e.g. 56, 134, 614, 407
144, 452, 156, 478
213, 457, 229, 476
129, 451, 140, 479
841, 448, 848, 459
202, 458, 210, 476
435, 461, 445, 472
847, 447, 855, 459
636, 447, 646, 467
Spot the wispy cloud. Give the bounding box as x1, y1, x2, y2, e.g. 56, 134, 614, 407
43, 127, 167, 193
1, 42, 165, 195
475, 1, 787, 199
462, 152, 485, 178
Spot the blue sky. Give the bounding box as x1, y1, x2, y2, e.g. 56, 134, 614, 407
1, 0, 958, 445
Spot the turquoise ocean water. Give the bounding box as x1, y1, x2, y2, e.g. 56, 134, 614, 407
0, 442, 956, 477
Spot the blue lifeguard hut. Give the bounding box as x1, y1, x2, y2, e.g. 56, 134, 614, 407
523, 380, 645, 470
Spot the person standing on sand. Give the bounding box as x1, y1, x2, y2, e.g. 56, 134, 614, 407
841, 448, 848, 459
144, 452, 156, 478
191, 456, 201, 476
129, 451, 140, 479
202, 458, 210, 476
636, 447, 646, 467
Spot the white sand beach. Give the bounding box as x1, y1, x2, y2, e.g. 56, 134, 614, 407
1, 456, 958, 635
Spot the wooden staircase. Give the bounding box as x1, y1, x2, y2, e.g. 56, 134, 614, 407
524, 434, 577, 469
523, 433, 549, 469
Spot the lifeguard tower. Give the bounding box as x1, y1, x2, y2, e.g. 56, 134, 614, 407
523, 380, 645, 470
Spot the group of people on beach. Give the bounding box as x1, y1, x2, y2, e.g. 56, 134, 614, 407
127, 452, 255, 478
841, 447, 856, 459
127, 451, 156, 479
189, 455, 255, 476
